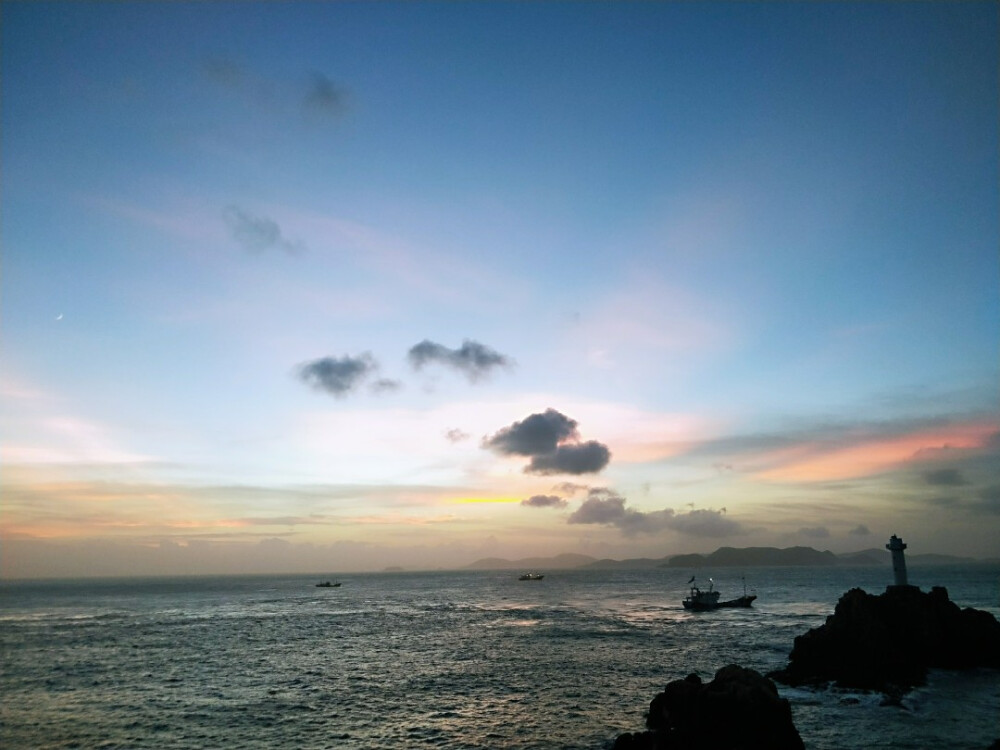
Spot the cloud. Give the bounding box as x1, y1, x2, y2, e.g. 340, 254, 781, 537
370, 378, 403, 395
798, 526, 830, 539
848, 524, 871, 536
482, 408, 578, 456
568, 491, 630, 524
202, 59, 348, 123
665, 508, 745, 537
566, 489, 743, 537
297, 354, 379, 397
526, 441, 611, 475
444, 428, 470, 443
224, 206, 304, 255
521, 495, 568, 509
686, 416, 998, 484
408, 339, 512, 383
922, 468, 968, 486
482, 408, 611, 475
552, 482, 588, 497
970, 485, 1000, 514
304, 72, 348, 115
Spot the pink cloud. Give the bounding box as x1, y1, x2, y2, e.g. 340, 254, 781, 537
753, 421, 997, 482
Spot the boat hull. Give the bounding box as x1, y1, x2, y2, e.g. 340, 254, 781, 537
682, 594, 756, 611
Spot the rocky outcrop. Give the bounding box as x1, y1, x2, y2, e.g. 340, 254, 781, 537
613, 665, 804, 750
770, 585, 1000, 694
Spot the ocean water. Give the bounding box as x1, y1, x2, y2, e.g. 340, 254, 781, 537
1, 565, 998, 749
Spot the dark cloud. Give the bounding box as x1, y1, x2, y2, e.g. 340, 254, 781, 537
408, 339, 512, 383
526, 441, 610, 475
798, 526, 830, 539
566, 489, 743, 537
521, 495, 567, 509
848, 524, 871, 536
298, 353, 378, 397
304, 72, 347, 115
483, 409, 578, 456
224, 206, 304, 255
922, 468, 968, 486
482, 409, 611, 476
444, 428, 470, 443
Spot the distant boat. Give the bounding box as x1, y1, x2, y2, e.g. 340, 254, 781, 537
682, 576, 755, 611
315, 581, 341, 588
519, 573, 544, 581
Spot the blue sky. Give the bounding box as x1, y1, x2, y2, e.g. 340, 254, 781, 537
2, 2, 998, 577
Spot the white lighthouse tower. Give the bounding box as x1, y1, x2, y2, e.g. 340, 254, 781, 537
886, 534, 911, 588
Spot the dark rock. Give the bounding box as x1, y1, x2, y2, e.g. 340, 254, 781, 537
612, 665, 804, 750
770, 585, 1000, 694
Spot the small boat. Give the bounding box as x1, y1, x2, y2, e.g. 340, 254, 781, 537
315, 581, 341, 588
518, 573, 544, 581
682, 576, 755, 611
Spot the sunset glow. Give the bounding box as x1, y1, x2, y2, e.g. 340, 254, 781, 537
2, 2, 997, 577
754, 422, 999, 483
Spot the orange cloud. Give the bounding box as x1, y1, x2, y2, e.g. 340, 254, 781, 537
754, 421, 997, 483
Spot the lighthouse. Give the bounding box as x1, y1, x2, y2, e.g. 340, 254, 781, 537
886, 534, 911, 588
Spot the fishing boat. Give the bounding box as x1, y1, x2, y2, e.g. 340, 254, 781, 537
315, 581, 341, 588
519, 573, 544, 581
682, 576, 755, 610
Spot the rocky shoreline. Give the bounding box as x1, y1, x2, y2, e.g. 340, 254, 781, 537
769, 584, 1000, 695
612, 584, 1000, 749
612, 666, 804, 750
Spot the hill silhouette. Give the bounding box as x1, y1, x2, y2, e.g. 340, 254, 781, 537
465, 546, 979, 571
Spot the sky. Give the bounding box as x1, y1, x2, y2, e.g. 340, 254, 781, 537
2, 2, 998, 578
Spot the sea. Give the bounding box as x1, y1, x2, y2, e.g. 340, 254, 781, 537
2, 565, 998, 749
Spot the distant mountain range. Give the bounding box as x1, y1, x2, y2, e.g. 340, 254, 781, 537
464, 546, 978, 571
667, 546, 838, 567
